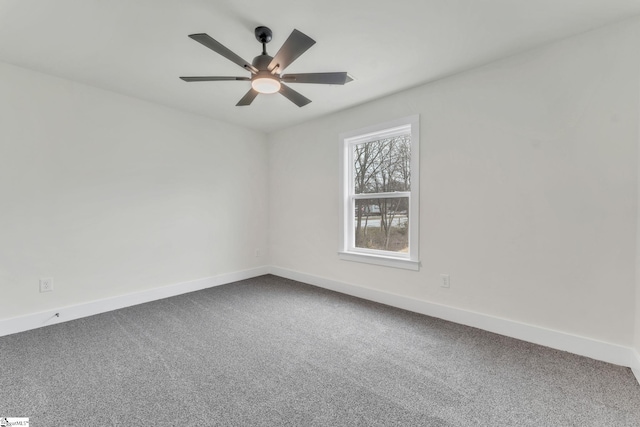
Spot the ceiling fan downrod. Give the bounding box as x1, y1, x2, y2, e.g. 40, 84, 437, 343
255, 26, 272, 55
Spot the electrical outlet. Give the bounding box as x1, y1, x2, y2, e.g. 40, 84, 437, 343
40, 278, 54, 293
440, 274, 450, 288
255, 249, 261, 257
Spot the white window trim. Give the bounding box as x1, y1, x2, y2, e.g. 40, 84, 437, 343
338, 115, 420, 270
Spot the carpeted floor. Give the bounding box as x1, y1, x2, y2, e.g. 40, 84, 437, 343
1, 274, 639, 426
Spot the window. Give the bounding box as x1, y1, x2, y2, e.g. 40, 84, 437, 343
339, 115, 420, 270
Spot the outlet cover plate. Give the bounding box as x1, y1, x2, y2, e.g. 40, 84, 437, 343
440, 274, 450, 288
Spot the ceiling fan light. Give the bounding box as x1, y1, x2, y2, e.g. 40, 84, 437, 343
252, 76, 281, 94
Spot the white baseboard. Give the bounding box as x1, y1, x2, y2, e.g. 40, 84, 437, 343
3, 264, 637, 386
0, 266, 269, 338
632, 349, 640, 384
270, 266, 634, 369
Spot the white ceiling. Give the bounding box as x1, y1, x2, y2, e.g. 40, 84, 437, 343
1, 0, 640, 133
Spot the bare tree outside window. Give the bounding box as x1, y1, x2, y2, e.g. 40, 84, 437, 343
353, 135, 411, 252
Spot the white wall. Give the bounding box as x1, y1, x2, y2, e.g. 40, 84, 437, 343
269, 19, 640, 347
636, 214, 640, 374
635, 75, 640, 376
636, 272, 640, 374
2, 16, 639, 365
0, 62, 268, 320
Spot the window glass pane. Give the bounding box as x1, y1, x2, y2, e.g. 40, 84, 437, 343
354, 197, 409, 252
353, 135, 411, 194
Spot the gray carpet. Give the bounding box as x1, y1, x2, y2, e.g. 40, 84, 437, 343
1, 275, 639, 426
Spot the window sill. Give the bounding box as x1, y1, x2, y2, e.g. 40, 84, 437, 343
338, 251, 420, 271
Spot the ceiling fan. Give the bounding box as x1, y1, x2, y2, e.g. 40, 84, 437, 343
180, 26, 353, 107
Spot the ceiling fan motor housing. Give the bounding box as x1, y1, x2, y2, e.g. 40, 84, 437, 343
251, 54, 281, 93
252, 54, 274, 72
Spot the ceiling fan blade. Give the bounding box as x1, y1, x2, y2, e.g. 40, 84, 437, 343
236, 89, 259, 106
180, 76, 251, 82
281, 72, 353, 85
279, 83, 311, 107
268, 29, 316, 73
189, 33, 258, 74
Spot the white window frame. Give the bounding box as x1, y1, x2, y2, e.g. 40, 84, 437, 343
339, 115, 420, 270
